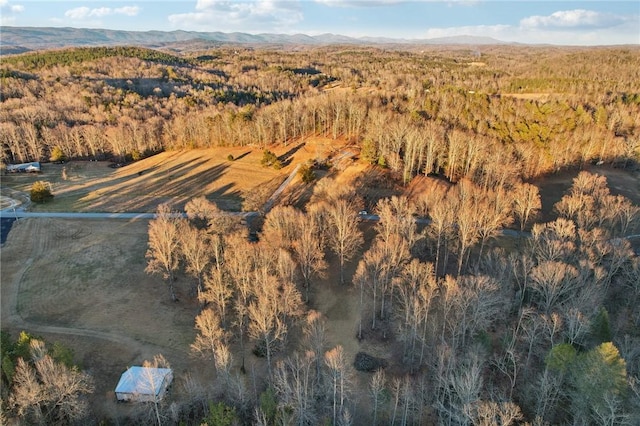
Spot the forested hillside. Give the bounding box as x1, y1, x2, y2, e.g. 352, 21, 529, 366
2, 45, 639, 183
1, 44, 639, 425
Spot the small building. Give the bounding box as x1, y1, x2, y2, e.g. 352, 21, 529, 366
114, 366, 173, 402
6, 162, 41, 173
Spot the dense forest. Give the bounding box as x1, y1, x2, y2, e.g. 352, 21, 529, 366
1, 44, 640, 425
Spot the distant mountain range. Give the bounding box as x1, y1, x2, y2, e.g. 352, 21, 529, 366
0, 26, 509, 54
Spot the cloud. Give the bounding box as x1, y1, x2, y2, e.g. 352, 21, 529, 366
314, 0, 402, 7
64, 5, 141, 20
0, 0, 24, 25
418, 7, 639, 46
422, 17, 639, 46
520, 9, 627, 30
0, 0, 24, 13
115, 6, 141, 17
169, 0, 303, 33
315, 0, 474, 6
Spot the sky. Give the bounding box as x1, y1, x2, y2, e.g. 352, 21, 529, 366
1, 0, 638, 45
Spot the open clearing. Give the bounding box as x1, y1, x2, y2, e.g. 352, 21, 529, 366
1, 143, 638, 423
1, 138, 344, 213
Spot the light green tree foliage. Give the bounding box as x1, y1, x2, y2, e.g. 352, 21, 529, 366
201, 401, 238, 426
546, 343, 577, 375
546, 342, 629, 424
570, 342, 627, 424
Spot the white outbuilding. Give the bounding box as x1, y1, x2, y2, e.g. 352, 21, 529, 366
115, 366, 173, 402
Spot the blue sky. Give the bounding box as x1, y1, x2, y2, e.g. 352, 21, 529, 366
1, 1, 638, 45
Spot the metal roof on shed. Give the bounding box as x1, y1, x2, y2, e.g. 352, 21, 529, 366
115, 366, 172, 396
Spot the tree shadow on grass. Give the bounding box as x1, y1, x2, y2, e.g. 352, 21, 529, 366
278, 143, 305, 167
233, 151, 251, 161
77, 159, 231, 212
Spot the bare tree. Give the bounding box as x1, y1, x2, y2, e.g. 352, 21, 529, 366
370, 369, 387, 426
395, 259, 437, 368
374, 196, 417, 247
512, 182, 542, 232
529, 260, 579, 313
554, 171, 621, 232
292, 213, 327, 302
435, 349, 484, 425
248, 290, 288, 376
424, 187, 456, 276
353, 241, 386, 332
272, 351, 317, 425
324, 346, 351, 426
324, 197, 363, 284
529, 218, 577, 263
262, 205, 302, 249
303, 310, 327, 385
179, 221, 211, 298
453, 179, 481, 276
476, 186, 514, 261
609, 195, 640, 236
455, 275, 504, 350
10, 340, 94, 425
466, 400, 523, 426
191, 308, 230, 377
225, 231, 257, 308
390, 375, 415, 426
146, 203, 183, 301
141, 354, 172, 426
200, 264, 233, 324
562, 307, 590, 346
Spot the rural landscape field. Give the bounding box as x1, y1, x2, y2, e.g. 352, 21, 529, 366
1, 30, 640, 426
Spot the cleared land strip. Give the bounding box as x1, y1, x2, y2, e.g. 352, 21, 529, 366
263, 163, 301, 213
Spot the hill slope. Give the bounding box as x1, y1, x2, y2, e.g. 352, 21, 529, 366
0, 26, 508, 53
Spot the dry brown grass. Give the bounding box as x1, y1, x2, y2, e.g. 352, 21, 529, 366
500, 92, 552, 101
1, 144, 327, 213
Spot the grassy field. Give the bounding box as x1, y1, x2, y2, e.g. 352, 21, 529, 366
1, 143, 326, 213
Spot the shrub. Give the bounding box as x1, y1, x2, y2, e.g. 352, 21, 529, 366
252, 340, 267, 358
261, 150, 281, 169
261, 149, 277, 166
201, 401, 238, 426
298, 164, 316, 183
353, 352, 387, 372
30, 181, 53, 203
227, 154, 234, 161
50, 146, 66, 163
